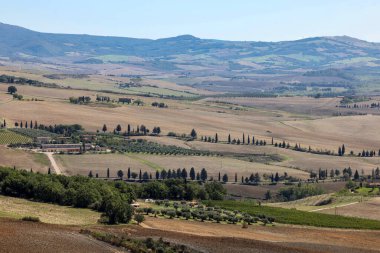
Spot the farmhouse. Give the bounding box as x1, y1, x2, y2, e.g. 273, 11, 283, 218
41, 143, 92, 152
35, 136, 52, 144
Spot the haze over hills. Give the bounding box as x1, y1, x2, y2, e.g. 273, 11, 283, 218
1, 21, 380, 94
1, 22, 380, 64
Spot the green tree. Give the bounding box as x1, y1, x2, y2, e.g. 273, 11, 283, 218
222, 173, 228, 183
134, 213, 145, 224
190, 129, 197, 139
117, 170, 124, 179
7, 86, 17, 94
102, 124, 107, 133
189, 167, 195, 180
200, 168, 208, 181
116, 124, 122, 134
104, 194, 133, 224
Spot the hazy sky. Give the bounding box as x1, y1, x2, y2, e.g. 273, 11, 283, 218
2, 0, 380, 42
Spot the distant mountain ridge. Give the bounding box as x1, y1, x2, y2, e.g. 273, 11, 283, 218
1, 22, 380, 60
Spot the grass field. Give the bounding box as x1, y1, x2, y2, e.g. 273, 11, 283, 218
0, 129, 32, 144
0, 195, 100, 225
0, 146, 50, 172
209, 200, 380, 230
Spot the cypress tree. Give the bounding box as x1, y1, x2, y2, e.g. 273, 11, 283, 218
107, 168, 110, 178
156, 170, 160, 180
228, 134, 231, 143
127, 167, 131, 179
190, 167, 195, 180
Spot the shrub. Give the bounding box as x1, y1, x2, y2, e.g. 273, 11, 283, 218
21, 216, 40, 222
134, 214, 145, 224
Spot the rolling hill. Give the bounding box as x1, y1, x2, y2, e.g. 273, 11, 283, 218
2, 22, 380, 94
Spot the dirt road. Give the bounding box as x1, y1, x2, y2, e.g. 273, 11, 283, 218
45, 152, 63, 175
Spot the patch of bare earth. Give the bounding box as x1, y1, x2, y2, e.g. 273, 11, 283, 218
0, 218, 119, 253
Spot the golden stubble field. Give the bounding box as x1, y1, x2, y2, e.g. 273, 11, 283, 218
55, 152, 310, 179
2, 68, 380, 179
2, 82, 380, 154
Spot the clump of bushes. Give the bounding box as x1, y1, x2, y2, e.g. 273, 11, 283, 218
0, 167, 134, 224
21, 216, 40, 222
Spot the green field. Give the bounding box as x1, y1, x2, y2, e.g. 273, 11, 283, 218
0, 130, 32, 144
209, 200, 380, 230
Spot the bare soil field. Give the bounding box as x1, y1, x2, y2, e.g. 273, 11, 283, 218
0, 218, 117, 253
319, 197, 380, 221
0, 146, 50, 172
129, 216, 380, 253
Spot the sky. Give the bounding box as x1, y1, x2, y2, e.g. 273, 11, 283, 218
2, 0, 380, 42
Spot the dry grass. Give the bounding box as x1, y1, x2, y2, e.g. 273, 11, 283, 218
0, 146, 50, 172
319, 197, 380, 221
55, 152, 309, 179
0, 195, 100, 225
139, 216, 380, 253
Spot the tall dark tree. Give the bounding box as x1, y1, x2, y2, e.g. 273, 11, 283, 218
190, 167, 195, 180
142, 172, 149, 181
116, 124, 122, 134
127, 124, 131, 134
274, 172, 279, 182
218, 172, 221, 182
88, 170, 93, 178
215, 133, 218, 143
228, 134, 231, 143
342, 144, 346, 155
354, 170, 360, 181
48, 167, 51, 174
107, 168, 110, 178
242, 133, 245, 144
235, 173, 237, 182
222, 173, 228, 183
127, 167, 131, 179
30, 120, 33, 129
139, 169, 142, 181
161, 169, 167, 179
200, 168, 208, 181
247, 135, 250, 144
156, 170, 160, 180
190, 129, 197, 139
102, 124, 107, 133
181, 168, 187, 179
